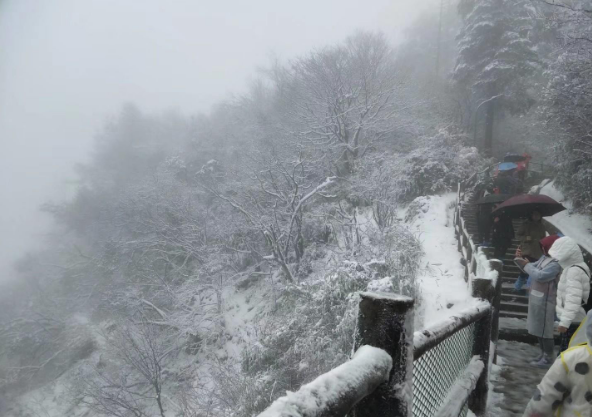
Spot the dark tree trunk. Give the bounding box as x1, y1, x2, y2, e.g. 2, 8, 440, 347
484, 98, 495, 157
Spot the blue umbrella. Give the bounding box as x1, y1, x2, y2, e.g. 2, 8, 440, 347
498, 162, 518, 171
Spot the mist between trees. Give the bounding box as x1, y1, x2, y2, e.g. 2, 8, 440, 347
1, 1, 592, 415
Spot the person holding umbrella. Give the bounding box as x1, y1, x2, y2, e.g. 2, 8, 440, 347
514, 210, 548, 294
491, 194, 566, 288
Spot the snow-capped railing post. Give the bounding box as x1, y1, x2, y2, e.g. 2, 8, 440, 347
489, 259, 503, 364
470, 244, 479, 276
468, 278, 494, 416
352, 292, 414, 417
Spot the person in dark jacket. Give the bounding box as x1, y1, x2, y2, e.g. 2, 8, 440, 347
491, 209, 515, 260
514, 211, 548, 293
476, 204, 493, 245
515, 235, 562, 368
494, 171, 523, 195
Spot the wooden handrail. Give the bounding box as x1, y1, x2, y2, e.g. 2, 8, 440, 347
257, 346, 392, 417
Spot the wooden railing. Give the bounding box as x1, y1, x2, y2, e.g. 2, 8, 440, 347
455, 177, 504, 360
256, 178, 503, 417
258, 277, 500, 417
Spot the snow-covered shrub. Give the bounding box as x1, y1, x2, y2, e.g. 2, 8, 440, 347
350, 127, 484, 209
372, 224, 423, 298
400, 128, 483, 200
231, 268, 367, 416
71, 319, 179, 417
217, 221, 421, 416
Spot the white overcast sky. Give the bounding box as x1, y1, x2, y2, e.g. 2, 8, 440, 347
0, 0, 438, 281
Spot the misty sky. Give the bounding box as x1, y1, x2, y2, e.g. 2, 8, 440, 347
0, 0, 437, 281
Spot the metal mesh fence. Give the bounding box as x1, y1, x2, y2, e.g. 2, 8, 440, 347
412, 322, 476, 417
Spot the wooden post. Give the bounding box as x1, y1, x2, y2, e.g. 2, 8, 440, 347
489, 260, 503, 364
353, 292, 414, 417
469, 278, 493, 416
471, 244, 480, 276
465, 233, 473, 280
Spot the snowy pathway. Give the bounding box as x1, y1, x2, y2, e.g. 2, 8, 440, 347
489, 341, 548, 416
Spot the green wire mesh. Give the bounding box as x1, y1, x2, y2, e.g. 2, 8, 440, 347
412, 322, 476, 417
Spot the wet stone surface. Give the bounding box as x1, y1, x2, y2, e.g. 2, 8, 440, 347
490, 340, 550, 416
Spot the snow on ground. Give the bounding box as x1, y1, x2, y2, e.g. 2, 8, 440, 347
6, 281, 270, 417
540, 180, 592, 253
405, 193, 473, 327
6, 193, 476, 416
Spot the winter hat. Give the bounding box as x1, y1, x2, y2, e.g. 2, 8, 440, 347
540, 234, 562, 256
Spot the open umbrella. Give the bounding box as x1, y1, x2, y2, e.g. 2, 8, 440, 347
503, 153, 527, 163
476, 194, 511, 205
491, 194, 566, 218
498, 162, 518, 171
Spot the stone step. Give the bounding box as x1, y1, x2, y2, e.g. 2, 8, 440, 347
503, 264, 521, 272
500, 310, 528, 319
499, 328, 562, 345
500, 301, 529, 313
498, 328, 536, 344
500, 293, 529, 304
502, 277, 521, 285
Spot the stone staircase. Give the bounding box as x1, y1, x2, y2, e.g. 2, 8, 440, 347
462, 208, 528, 319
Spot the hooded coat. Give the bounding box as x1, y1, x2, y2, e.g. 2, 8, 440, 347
523, 310, 592, 417
525, 236, 562, 339
549, 237, 591, 329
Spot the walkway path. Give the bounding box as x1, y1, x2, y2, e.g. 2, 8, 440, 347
458, 173, 553, 417
490, 341, 548, 416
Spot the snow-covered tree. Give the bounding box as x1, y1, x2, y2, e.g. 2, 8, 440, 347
454, 0, 539, 155
282, 32, 405, 174
539, 0, 592, 208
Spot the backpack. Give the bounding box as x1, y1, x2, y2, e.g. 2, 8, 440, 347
572, 265, 592, 312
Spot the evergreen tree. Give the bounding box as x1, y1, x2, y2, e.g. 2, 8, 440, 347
454, 0, 538, 156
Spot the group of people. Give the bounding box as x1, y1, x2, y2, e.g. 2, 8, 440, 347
483, 207, 591, 367
494, 167, 526, 195
472, 155, 592, 415
520, 234, 592, 416
484, 210, 592, 416
518, 233, 591, 364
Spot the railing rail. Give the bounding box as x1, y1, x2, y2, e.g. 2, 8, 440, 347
256, 177, 503, 417
413, 302, 490, 361
257, 345, 392, 417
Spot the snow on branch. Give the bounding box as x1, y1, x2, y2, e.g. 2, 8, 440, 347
257, 345, 392, 417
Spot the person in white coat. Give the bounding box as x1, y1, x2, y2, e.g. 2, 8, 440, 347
523, 310, 592, 417
548, 236, 591, 353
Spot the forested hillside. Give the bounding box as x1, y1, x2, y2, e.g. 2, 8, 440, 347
1, 1, 591, 416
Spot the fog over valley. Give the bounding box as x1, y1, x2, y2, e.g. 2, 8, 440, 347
1, 1, 591, 416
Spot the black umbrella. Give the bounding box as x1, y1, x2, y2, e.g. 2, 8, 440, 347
476, 194, 511, 205
491, 194, 566, 218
